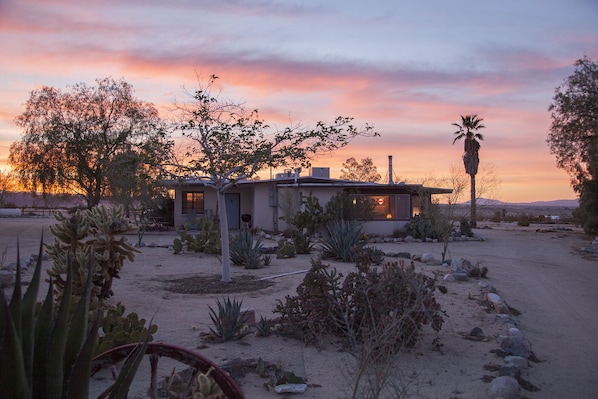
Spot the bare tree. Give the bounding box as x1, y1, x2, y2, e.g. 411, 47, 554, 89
169, 75, 378, 282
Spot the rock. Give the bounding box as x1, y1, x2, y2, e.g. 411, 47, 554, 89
397, 252, 411, 259
0, 270, 14, 288
453, 272, 469, 281
421, 254, 434, 263
461, 259, 474, 270
495, 314, 517, 325
404, 235, 415, 243
504, 355, 528, 370
274, 383, 308, 394
487, 293, 502, 303
499, 363, 521, 379
469, 326, 484, 337
499, 334, 531, 359
488, 376, 519, 399
443, 274, 455, 282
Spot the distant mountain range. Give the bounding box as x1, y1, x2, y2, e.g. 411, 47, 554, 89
460, 198, 579, 207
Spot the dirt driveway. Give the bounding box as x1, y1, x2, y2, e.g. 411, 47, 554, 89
1, 216, 597, 398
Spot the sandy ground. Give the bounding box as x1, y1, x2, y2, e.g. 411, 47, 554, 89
2, 216, 598, 398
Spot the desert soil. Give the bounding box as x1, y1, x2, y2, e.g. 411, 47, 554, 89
2, 216, 597, 399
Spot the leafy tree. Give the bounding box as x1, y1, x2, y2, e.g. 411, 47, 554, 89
339, 157, 381, 182
452, 114, 485, 227
547, 56, 598, 234
170, 75, 378, 282
0, 170, 18, 207
9, 77, 171, 208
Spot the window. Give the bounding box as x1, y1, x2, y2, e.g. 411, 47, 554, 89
182, 191, 204, 214
357, 194, 411, 220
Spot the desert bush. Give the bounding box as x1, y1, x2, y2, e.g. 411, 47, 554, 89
287, 193, 328, 234
356, 245, 385, 265
517, 216, 531, 226
459, 218, 474, 237
274, 257, 446, 349
292, 230, 313, 254
207, 296, 250, 342
173, 215, 221, 254
325, 190, 375, 222
321, 220, 364, 262
229, 229, 264, 269
276, 240, 296, 259
403, 215, 433, 239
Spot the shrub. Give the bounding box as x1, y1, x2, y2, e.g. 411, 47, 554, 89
173, 215, 221, 254
325, 190, 375, 222
276, 240, 296, 259
357, 245, 385, 265
292, 230, 313, 254
274, 257, 445, 350
321, 220, 364, 262
517, 216, 531, 227
459, 218, 473, 237
403, 215, 433, 239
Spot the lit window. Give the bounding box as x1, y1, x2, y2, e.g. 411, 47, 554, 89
182, 191, 204, 214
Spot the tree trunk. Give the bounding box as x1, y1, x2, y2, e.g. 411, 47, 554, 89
216, 190, 231, 282
470, 173, 477, 228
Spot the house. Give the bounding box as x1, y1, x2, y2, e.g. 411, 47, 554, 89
164, 166, 452, 236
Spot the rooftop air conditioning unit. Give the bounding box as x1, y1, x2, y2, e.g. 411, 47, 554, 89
310, 167, 330, 178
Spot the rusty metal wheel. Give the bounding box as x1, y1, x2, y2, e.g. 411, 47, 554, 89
92, 342, 245, 399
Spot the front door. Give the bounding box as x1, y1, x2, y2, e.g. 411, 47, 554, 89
225, 193, 240, 230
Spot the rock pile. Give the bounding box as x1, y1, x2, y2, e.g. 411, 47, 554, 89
579, 237, 598, 256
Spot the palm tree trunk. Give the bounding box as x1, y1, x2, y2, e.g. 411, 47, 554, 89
470, 174, 477, 228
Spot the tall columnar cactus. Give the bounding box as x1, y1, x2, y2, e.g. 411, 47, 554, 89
46, 205, 139, 303
0, 236, 150, 399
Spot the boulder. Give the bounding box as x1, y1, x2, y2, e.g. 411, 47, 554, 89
421, 253, 435, 263
488, 376, 519, 399
0, 270, 14, 288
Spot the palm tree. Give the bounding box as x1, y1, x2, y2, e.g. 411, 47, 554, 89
452, 114, 485, 227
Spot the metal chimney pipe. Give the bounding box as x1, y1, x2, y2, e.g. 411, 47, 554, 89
388, 155, 394, 185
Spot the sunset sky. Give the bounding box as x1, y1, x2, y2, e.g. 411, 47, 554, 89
1, 0, 597, 202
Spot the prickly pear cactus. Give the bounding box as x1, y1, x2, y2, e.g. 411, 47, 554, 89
97, 302, 158, 354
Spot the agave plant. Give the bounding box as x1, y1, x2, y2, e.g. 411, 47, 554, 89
0, 235, 150, 399
207, 296, 249, 342
229, 229, 264, 269
321, 220, 364, 262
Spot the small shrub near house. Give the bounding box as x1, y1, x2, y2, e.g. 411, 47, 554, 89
404, 214, 434, 239
173, 215, 221, 254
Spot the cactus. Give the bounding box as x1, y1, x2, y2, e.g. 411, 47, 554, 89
46, 205, 139, 303
173, 216, 221, 254
276, 240, 296, 259
207, 296, 249, 342
97, 302, 158, 354
0, 235, 151, 398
